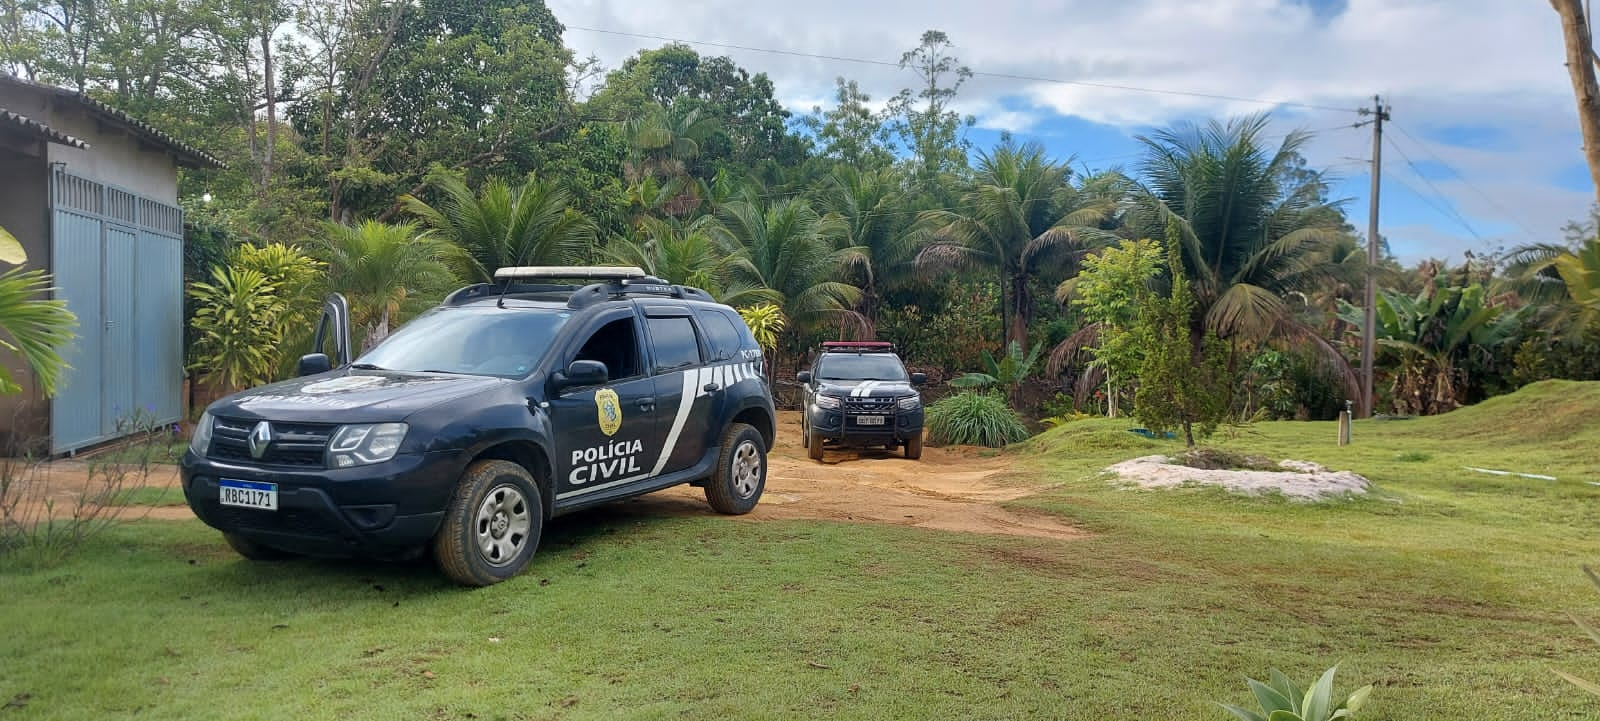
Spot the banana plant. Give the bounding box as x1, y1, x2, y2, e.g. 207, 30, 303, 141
951, 340, 1043, 407
1220, 666, 1372, 721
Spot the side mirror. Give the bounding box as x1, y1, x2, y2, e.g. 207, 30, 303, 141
910, 372, 927, 386
556, 359, 609, 390
297, 353, 332, 376
796, 371, 812, 384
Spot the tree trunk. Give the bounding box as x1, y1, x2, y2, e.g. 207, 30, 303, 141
1007, 272, 1030, 349
1182, 419, 1195, 448
260, 25, 276, 201
1552, 0, 1600, 208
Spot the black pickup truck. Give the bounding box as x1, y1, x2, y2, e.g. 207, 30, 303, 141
797, 341, 926, 462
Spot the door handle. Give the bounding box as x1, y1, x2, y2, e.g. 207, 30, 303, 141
637, 398, 656, 411
703, 383, 720, 393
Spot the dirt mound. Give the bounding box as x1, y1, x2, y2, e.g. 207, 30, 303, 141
1104, 454, 1370, 500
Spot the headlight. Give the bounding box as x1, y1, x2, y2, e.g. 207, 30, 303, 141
326, 423, 408, 468
896, 395, 922, 410
189, 411, 214, 456
814, 395, 842, 410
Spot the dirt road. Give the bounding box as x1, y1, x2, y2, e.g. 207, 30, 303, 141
9, 413, 1084, 540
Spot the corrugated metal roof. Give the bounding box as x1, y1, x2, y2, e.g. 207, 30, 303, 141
0, 74, 224, 169
0, 107, 90, 149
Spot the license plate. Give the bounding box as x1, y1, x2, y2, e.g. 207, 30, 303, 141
219, 479, 277, 510
854, 415, 886, 426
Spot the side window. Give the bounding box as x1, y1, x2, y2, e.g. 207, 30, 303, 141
647, 316, 703, 373
573, 317, 642, 380
698, 310, 743, 362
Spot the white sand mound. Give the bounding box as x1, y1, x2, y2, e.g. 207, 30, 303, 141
1105, 455, 1370, 500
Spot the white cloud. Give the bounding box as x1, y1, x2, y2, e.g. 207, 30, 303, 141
548, 0, 1592, 260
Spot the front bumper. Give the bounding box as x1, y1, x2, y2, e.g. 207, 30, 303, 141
806, 402, 924, 446
180, 450, 459, 558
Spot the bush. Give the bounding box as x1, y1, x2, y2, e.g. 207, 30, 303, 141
1219, 666, 1372, 721
925, 391, 1030, 448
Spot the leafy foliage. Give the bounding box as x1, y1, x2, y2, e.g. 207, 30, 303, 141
1063, 238, 1165, 410
951, 340, 1043, 407
0, 267, 77, 396
736, 303, 785, 355
1219, 666, 1372, 721
401, 172, 596, 284
1133, 226, 1232, 447
925, 391, 1031, 448
187, 266, 285, 392
310, 220, 459, 347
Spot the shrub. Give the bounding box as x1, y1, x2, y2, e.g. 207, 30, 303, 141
187, 266, 286, 392
925, 391, 1030, 448
1219, 666, 1372, 721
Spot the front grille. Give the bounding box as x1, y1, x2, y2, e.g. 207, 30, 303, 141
844, 397, 895, 413
208, 417, 335, 467
209, 503, 342, 537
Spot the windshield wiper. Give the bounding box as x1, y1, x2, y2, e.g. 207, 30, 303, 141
419, 369, 465, 375
350, 363, 386, 371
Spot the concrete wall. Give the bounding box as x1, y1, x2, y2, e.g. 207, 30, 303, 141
0, 84, 180, 205
0, 146, 51, 453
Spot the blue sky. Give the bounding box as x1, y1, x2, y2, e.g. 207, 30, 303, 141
551, 0, 1590, 264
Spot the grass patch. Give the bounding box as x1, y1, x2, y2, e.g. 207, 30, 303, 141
104, 486, 187, 507
3, 380, 1599, 718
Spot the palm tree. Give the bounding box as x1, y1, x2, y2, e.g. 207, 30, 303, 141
622, 103, 719, 183
602, 215, 771, 305
400, 174, 595, 284
1503, 238, 1600, 336
914, 141, 1116, 348
711, 197, 863, 372
818, 166, 910, 328
311, 220, 459, 348
0, 225, 75, 396
1127, 114, 1358, 394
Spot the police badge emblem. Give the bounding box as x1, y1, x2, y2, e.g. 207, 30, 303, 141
595, 388, 622, 436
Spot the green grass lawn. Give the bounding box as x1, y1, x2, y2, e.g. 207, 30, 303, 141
2, 381, 1598, 719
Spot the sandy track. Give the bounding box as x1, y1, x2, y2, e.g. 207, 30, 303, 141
8, 413, 1084, 540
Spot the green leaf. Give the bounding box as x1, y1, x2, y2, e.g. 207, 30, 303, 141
1301, 666, 1337, 721
1218, 703, 1267, 721
1555, 669, 1600, 696
1342, 684, 1373, 714
1248, 678, 1296, 714
1266, 711, 1305, 721
0, 224, 24, 264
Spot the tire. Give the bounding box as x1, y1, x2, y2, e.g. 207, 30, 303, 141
432, 460, 544, 587
800, 419, 810, 448
705, 423, 767, 515
904, 430, 924, 460
223, 532, 296, 561
807, 429, 825, 462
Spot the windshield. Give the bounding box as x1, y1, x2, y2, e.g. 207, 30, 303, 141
354, 305, 570, 378
814, 354, 908, 382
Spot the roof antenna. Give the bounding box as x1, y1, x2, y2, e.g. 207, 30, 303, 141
496, 277, 512, 308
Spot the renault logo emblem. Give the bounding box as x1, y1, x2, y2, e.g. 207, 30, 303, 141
248, 421, 272, 459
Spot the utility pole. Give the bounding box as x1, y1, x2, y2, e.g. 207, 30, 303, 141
1356, 96, 1389, 419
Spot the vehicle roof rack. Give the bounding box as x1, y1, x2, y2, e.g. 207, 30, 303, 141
493, 266, 647, 282
821, 341, 896, 353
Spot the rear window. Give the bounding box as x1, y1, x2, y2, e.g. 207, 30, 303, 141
647, 316, 703, 373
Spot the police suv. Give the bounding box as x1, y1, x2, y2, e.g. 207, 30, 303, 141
797, 341, 926, 462
181, 267, 777, 586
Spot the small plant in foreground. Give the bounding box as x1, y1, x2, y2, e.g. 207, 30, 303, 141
1219, 666, 1372, 721
925, 391, 1030, 448
1555, 565, 1600, 696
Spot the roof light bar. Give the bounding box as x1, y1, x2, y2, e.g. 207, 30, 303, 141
821, 341, 895, 350
493, 266, 647, 281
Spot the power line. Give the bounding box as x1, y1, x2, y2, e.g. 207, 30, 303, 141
562, 23, 1362, 114
1390, 123, 1542, 244
1384, 135, 1485, 241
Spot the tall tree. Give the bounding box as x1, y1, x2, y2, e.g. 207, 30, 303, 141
914, 141, 1115, 348
400, 173, 596, 284
1134, 223, 1231, 447
1129, 113, 1357, 395
887, 30, 975, 192
801, 77, 896, 171
1551, 0, 1600, 208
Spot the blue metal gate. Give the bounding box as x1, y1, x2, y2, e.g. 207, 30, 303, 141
48, 170, 184, 453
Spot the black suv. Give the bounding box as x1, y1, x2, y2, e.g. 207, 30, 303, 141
181, 267, 777, 586
797, 342, 926, 462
